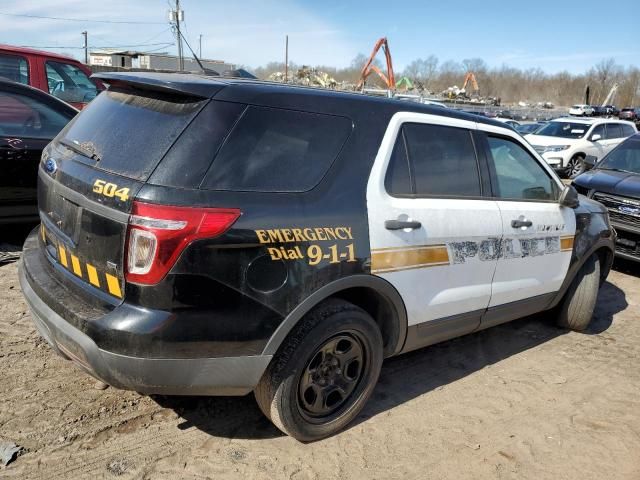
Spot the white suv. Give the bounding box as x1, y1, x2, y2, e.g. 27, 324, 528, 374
525, 118, 637, 177
569, 104, 594, 116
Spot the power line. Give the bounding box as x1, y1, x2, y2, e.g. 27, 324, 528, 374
0, 12, 165, 25
17, 42, 174, 50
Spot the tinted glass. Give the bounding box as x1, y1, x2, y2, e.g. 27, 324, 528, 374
605, 124, 623, 139
621, 124, 636, 137
0, 54, 28, 84
535, 121, 589, 139
487, 136, 558, 201
148, 101, 246, 188
46, 61, 98, 104
403, 123, 480, 197
0, 90, 73, 139
590, 124, 605, 139
384, 130, 412, 195
599, 138, 640, 174
60, 88, 206, 180
203, 106, 352, 192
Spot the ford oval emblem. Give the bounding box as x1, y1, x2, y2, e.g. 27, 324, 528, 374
44, 158, 57, 174
619, 205, 640, 216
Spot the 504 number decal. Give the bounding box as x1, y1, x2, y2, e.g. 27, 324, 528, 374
93, 180, 130, 202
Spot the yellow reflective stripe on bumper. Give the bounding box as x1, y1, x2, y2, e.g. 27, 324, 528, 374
86, 264, 100, 287
70, 255, 82, 277
106, 273, 122, 298
58, 245, 68, 267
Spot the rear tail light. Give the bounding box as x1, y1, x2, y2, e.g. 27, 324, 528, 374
126, 201, 241, 285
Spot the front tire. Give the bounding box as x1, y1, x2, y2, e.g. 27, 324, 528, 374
557, 254, 601, 331
567, 155, 585, 178
255, 299, 383, 441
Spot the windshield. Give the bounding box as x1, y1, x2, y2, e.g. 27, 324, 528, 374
598, 138, 640, 174
534, 121, 589, 139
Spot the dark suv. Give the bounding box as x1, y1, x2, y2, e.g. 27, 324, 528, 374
20, 72, 614, 441
573, 133, 640, 261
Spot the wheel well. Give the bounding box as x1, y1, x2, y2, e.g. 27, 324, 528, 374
594, 246, 613, 283
331, 287, 402, 358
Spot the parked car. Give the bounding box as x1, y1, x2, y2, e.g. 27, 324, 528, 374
573, 133, 640, 262
495, 117, 520, 129
497, 109, 514, 119
525, 118, 637, 178
591, 106, 607, 117
569, 104, 594, 116
516, 122, 544, 135
0, 44, 103, 109
603, 105, 619, 117
619, 108, 640, 122
20, 72, 614, 441
0, 79, 77, 224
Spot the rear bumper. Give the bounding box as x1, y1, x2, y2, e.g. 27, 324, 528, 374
19, 245, 272, 396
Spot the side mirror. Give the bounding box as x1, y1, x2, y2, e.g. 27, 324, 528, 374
590, 133, 602, 142
559, 185, 580, 208
584, 155, 597, 170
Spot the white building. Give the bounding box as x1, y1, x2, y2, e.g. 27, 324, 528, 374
89, 50, 234, 74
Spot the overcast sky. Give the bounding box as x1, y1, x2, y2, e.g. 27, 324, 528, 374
1, 0, 639, 73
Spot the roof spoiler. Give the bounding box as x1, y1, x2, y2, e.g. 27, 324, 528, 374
91, 72, 225, 99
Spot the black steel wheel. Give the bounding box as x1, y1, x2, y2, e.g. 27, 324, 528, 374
297, 332, 366, 421
255, 299, 383, 442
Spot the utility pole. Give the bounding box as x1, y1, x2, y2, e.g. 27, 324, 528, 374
198, 34, 202, 59
170, 0, 184, 71
81, 31, 88, 64
284, 35, 288, 83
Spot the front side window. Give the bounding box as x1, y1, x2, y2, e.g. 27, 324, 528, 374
384, 123, 480, 197
46, 61, 98, 104
487, 136, 559, 201
0, 90, 73, 139
0, 54, 29, 84
590, 124, 605, 140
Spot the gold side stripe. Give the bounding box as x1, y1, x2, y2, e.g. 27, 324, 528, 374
58, 245, 68, 267
372, 244, 450, 274
106, 273, 122, 298
86, 264, 100, 287
560, 236, 575, 251
71, 255, 82, 277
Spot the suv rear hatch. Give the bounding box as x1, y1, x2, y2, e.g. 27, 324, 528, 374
39, 83, 211, 305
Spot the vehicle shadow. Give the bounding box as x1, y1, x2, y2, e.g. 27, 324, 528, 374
153, 280, 626, 441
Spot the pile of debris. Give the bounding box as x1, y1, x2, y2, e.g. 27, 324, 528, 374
268, 66, 337, 89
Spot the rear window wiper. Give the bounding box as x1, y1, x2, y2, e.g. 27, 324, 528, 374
59, 138, 101, 162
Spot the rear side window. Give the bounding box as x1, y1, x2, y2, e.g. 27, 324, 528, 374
605, 123, 623, 139
60, 88, 206, 180
202, 106, 352, 192
0, 90, 73, 139
384, 123, 480, 197
621, 123, 636, 137
0, 54, 28, 84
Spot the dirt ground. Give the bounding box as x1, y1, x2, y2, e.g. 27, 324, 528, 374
1, 242, 639, 479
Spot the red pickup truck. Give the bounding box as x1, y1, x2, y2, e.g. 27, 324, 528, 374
0, 44, 103, 109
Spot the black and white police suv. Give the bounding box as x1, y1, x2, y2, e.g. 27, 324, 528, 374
20, 72, 615, 441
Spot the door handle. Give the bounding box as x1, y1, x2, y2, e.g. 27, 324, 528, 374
511, 219, 533, 228
385, 219, 422, 230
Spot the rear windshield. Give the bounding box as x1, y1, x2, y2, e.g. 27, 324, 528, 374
58, 88, 206, 180
535, 121, 589, 139
202, 106, 352, 192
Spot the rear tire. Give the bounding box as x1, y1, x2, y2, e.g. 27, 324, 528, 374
557, 254, 600, 331
254, 299, 383, 442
